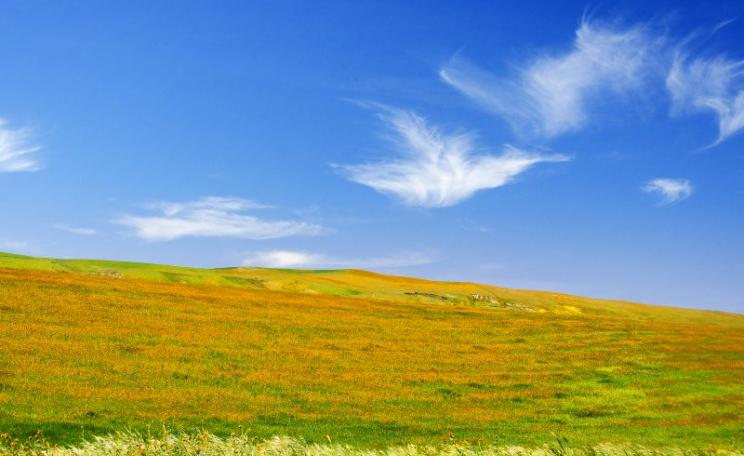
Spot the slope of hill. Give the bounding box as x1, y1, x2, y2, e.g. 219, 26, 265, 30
0, 252, 734, 321
0, 252, 742, 448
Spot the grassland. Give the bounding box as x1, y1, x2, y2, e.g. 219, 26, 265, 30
3, 432, 743, 456
0, 252, 742, 449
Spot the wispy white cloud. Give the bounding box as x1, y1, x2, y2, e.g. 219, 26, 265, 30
0, 119, 41, 172
242, 249, 437, 269
643, 178, 693, 204
53, 224, 98, 236
336, 106, 569, 208
116, 196, 326, 241
145, 197, 272, 216
666, 53, 744, 145
440, 20, 661, 137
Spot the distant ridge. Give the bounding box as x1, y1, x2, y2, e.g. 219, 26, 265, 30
0, 251, 739, 319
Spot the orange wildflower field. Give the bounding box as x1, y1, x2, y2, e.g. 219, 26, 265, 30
0, 254, 742, 447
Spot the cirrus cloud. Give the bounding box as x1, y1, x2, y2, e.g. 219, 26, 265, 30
336, 105, 570, 208
440, 20, 662, 138
116, 197, 326, 241
666, 53, 744, 146
0, 119, 41, 172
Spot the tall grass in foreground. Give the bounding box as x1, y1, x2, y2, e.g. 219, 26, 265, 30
1, 433, 742, 456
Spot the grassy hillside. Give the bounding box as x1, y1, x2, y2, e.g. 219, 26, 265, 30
0, 252, 742, 448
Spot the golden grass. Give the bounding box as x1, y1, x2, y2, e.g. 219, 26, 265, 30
2, 432, 742, 456
0, 265, 742, 447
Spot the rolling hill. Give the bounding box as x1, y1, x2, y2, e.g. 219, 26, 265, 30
0, 251, 742, 448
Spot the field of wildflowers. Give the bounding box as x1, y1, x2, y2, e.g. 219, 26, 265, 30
0, 254, 742, 449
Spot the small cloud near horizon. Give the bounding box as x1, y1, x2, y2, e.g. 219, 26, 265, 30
0, 240, 38, 254
643, 178, 693, 204
242, 249, 437, 269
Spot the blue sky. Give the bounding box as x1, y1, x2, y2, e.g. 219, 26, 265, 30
1, 1, 743, 312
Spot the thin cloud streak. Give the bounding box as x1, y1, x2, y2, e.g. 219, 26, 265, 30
643, 178, 693, 204
337, 105, 570, 208
0, 119, 41, 172
116, 197, 326, 241
440, 20, 661, 138
53, 224, 98, 236
146, 197, 272, 217
242, 249, 437, 269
